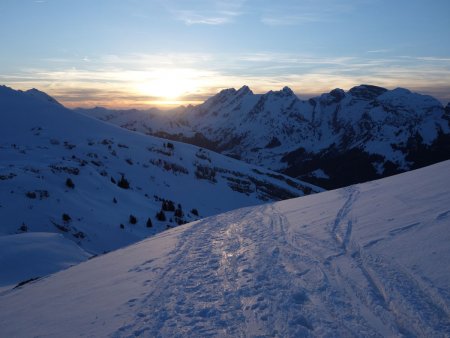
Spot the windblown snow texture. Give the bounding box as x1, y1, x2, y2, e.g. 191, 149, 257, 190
0, 161, 448, 337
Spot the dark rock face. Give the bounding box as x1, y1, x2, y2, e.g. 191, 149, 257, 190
265, 137, 282, 149
281, 146, 387, 190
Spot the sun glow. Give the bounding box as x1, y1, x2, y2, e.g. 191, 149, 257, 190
135, 68, 202, 102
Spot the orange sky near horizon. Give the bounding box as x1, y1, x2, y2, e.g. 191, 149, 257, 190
5, 55, 450, 110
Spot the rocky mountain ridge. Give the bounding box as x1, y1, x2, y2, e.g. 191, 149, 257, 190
78, 84, 450, 189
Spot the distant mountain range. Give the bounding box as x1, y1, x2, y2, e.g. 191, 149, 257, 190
78, 84, 450, 189
0, 85, 319, 289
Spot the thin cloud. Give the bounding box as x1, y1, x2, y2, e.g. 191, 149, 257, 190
165, 0, 245, 25
174, 11, 233, 25
411, 56, 450, 63
261, 14, 322, 26
260, 0, 356, 26
366, 49, 391, 54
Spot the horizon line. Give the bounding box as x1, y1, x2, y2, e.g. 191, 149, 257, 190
4, 83, 447, 111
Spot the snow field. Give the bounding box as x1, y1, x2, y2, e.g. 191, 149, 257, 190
0, 161, 448, 337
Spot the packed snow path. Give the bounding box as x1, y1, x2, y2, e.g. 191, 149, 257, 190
113, 197, 448, 337
0, 161, 449, 337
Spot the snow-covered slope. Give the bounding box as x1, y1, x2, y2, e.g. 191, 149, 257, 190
80, 85, 450, 189
0, 85, 320, 288
1, 161, 449, 337
0, 233, 90, 293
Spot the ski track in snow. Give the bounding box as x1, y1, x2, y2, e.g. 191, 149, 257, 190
110, 186, 449, 337
330, 186, 360, 254
113, 206, 319, 337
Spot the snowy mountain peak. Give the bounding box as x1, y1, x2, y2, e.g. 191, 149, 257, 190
0, 85, 67, 117
201, 87, 239, 107
24, 88, 62, 106
0, 86, 62, 107
0, 85, 22, 98
348, 84, 388, 100
236, 85, 253, 95
218, 87, 237, 97
318, 88, 347, 104
267, 86, 296, 98
0, 84, 11, 92
377, 87, 443, 113
388, 87, 411, 96
329, 88, 346, 100
208, 87, 237, 101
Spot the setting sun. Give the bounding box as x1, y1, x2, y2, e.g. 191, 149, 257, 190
136, 69, 200, 102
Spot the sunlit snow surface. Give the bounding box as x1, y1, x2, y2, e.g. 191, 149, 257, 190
0, 161, 449, 337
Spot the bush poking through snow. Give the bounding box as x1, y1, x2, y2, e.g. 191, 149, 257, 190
176, 218, 186, 226
156, 210, 166, 221
195, 165, 216, 182
146, 218, 153, 228
65, 178, 75, 189
117, 175, 130, 189
191, 208, 199, 216
174, 205, 183, 218
26, 191, 37, 199
129, 215, 137, 224
62, 213, 71, 222
18, 223, 28, 232
162, 200, 175, 212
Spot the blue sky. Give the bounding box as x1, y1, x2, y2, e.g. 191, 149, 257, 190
1, 0, 449, 108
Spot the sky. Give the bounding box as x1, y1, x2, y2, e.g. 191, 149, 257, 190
1, 0, 449, 108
